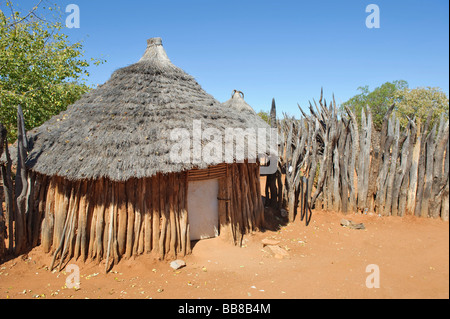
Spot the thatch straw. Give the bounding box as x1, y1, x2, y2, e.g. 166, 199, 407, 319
4, 38, 272, 182
221, 90, 270, 129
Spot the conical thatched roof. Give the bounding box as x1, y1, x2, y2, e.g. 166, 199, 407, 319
16, 38, 271, 182
221, 90, 277, 169
221, 90, 269, 129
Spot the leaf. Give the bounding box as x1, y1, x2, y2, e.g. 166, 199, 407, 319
0, 6, 106, 142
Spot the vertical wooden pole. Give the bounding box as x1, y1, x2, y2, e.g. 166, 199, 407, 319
367, 105, 395, 213
398, 121, 416, 217
232, 164, 243, 246
179, 174, 187, 256
169, 174, 177, 258
414, 112, 433, 217
430, 119, 449, 218
441, 138, 449, 221
112, 181, 119, 265
184, 173, 191, 255
105, 181, 115, 272
144, 177, 153, 254
225, 165, 235, 244
25, 172, 36, 246
218, 176, 230, 239
53, 178, 69, 252
0, 124, 14, 254
125, 178, 136, 259
246, 163, 256, 225
421, 126, 437, 217
50, 182, 75, 270
95, 178, 106, 261
339, 125, 349, 214
117, 181, 127, 256
174, 174, 181, 254
59, 181, 80, 269
152, 174, 160, 255
344, 106, 359, 213
254, 163, 265, 228
407, 124, 421, 215
42, 177, 56, 253
33, 174, 48, 247
384, 118, 400, 216
82, 181, 93, 262
376, 115, 395, 216
245, 162, 257, 230
239, 163, 252, 232
357, 108, 372, 211
88, 180, 97, 260
74, 180, 88, 260
135, 178, 145, 256
158, 175, 167, 259
14, 105, 29, 254
164, 178, 171, 258
441, 178, 449, 221
332, 139, 341, 212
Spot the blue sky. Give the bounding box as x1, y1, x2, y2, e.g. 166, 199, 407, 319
7, 0, 450, 117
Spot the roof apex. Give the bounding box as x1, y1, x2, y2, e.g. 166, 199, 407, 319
138, 37, 171, 65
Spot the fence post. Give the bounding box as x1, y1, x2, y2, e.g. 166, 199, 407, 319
14, 105, 30, 254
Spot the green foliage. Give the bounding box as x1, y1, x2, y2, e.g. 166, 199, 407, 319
341, 81, 448, 131
0, 3, 105, 142
394, 87, 449, 129
257, 110, 270, 124
340, 80, 408, 130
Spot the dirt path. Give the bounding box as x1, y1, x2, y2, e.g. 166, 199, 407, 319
0, 208, 448, 299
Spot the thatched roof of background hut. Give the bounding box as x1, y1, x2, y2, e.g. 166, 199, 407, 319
11, 38, 270, 182
221, 90, 269, 129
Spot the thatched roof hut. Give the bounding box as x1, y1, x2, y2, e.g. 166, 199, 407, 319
9, 38, 271, 268
222, 90, 269, 126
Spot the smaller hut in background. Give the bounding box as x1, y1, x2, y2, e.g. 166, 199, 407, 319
222, 90, 269, 127
221, 90, 276, 167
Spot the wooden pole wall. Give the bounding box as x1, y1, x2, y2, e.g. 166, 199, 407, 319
37, 172, 193, 268
25, 162, 263, 268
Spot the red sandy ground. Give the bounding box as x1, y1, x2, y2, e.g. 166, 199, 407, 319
0, 207, 448, 299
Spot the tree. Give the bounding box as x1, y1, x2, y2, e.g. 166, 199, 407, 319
257, 110, 270, 124
0, 1, 105, 142
340, 80, 408, 130
341, 81, 448, 131
394, 87, 449, 129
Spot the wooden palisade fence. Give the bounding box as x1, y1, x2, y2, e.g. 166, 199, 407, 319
273, 90, 449, 222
